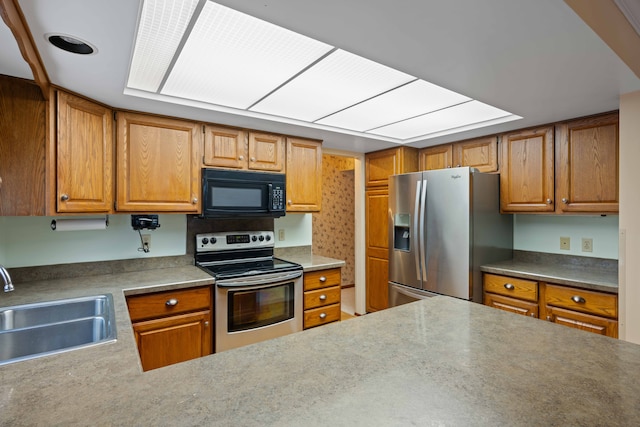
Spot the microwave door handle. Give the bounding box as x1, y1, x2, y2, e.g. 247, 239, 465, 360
267, 183, 273, 212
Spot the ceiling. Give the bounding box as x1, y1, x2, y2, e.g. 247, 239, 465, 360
2, 0, 640, 153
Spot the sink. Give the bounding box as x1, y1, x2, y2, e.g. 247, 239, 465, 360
0, 294, 117, 366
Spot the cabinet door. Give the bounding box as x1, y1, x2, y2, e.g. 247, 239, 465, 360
545, 306, 618, 338
0, 75, 46, 216
419, 144, 452, 170
500, 126, 555, 212
203, 125, 247, 169
365, 147, 418, 187
132, 310, 212, 371
555, 113, 618, 213
366, 189, 389, 312
484, 292, 538, 318
452, 136, 498, 172
116, 112, 200, 212
285, 137, 322, 212
56, 91, 113, 213
248, 132, 285, 171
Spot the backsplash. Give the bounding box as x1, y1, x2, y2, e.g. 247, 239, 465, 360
312, 154, 355, 286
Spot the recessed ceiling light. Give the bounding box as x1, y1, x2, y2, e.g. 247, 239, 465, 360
47, 33, 96, 55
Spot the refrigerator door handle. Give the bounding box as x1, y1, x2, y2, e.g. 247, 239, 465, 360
414, 180, 422, 282
419, 179, 428, 282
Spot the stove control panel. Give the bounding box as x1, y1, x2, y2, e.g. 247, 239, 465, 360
196, 231, 275, 252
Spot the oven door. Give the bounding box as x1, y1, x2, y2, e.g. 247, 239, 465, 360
215, 270, 303, 352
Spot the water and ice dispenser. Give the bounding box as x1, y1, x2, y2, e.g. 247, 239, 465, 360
393, 213, 411, 251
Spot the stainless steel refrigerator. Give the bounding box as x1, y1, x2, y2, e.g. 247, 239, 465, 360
388, 167, 513, 306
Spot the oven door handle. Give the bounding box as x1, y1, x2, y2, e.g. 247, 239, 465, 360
216, 270, 303, 288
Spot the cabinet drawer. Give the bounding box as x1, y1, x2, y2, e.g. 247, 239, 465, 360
127, 287, 211, 322
484, 292, 538, 318
304, 285, 341, 310
545, 284, 617, 319
545, 306, 618, 338
304, 303, 341, 329
304, 268, 341, 291
483, 274, 538, 302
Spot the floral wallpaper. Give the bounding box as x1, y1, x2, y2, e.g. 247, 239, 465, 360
312, 155, 355, 286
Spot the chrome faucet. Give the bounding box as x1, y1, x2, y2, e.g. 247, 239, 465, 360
0, 265, 14, 292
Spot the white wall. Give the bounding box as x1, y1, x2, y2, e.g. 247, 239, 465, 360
0, 214, 187, 268
514, 214, 619, 259
273, 213, 313, 248
619, 90, 640, 343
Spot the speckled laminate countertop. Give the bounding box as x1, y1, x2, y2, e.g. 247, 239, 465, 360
279, 253, 345, 272
481, 251, 618, 293
2, 266, 640, 426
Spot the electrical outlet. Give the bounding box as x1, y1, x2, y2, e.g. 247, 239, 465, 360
582, 238, 593, 252
141, 234, 151, 250
560, 236, 570, 250
278, 229, 285, 241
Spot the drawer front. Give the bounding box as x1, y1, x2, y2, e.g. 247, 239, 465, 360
304, 303, 341, 329
545, 305, 618, 338
484, 292, 538, 318
304, 268, 341, 291
545, 284, 617, 319
127, 286, 211, 322
304, 285, 341, 310
483, 273, 538, 302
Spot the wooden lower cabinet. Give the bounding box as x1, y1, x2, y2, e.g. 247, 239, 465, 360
483, 273, 618, 338
303, 268, 341, 329
126, 286, 212, 371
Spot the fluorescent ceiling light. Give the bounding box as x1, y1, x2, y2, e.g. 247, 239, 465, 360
127, 0, 199, 92
126, 0, 521, 143
161, 1, 333, 109
369, 101, 517, 140
317, 79, 471, 132
249, 49, 414, 122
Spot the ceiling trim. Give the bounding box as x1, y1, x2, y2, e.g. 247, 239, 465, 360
0, 0, 49, 99
564, 0, 640, 80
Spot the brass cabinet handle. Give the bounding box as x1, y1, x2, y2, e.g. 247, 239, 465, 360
166, 298, 178, 306
571, 295, 586, 304
60, 194, 69, 201
319, 313, 327, 319
503, 283, 515, 290
319, 294, 327, 301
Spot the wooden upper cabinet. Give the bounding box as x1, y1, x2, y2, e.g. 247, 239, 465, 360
285, 137, 322, 212
56, 91, 113, 213
419, 145, 453, 170
202, 127, 285, 172
202, 125, 247, 169
555, 113, 619, 213
500, 126, 555, 213
0, 75, 46, 216
452, 136, 498, 172
116, 112, 201, 212
365, 147, 418, 187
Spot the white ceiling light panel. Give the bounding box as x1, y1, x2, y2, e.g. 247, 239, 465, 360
316, 79, 472, 132
249, 49, 415, 122
160, 1, 333, 109
369, 100, 517, 140
127, 0, 199, 92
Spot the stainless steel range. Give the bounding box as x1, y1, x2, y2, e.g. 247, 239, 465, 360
195, 231, 303, 352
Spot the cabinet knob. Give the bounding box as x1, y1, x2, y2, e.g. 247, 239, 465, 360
571, 295, 586, 304
503, 283, 515, 290
60, 194, 69, 201
319, 312, 327, 320
250, 157, 256, 162
0, 176, 2, 188
530, 313, 536, 318
562, 198, 569, 204
204, 321, 209, 327
192, 197, 198, 204
239, 155, 244, 161
546, 315, 552, 321
319, 294, 327, 301
287, 200, 292, 205
166, 298, 178, 306
456, 164, 461, 167
319, 276, 327, 282
546, 198, 552, 204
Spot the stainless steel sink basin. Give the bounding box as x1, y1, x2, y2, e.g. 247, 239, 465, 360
0, 294, 117, 366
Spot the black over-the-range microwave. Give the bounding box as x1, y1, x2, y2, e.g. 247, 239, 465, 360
201, 169, 286, 218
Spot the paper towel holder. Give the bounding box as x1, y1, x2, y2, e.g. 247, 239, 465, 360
50, 215, 109, 231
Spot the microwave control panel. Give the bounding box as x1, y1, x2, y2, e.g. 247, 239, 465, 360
272, 185, 285, 210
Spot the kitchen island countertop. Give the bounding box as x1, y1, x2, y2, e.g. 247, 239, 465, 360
2, 267, 639, 426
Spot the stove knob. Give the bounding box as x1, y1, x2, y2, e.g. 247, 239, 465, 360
265, 235, 271, 241
211, 237, 217, 244
202, 238, 209, 245
252, 235, 257, 242
259, 235, 265, 242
